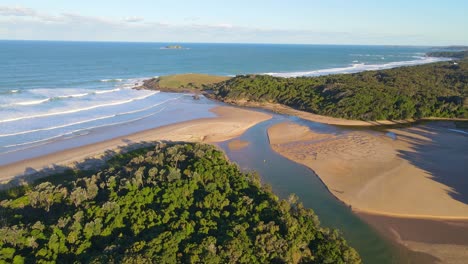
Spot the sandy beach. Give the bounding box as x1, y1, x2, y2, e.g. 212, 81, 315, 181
267, 121, 468, 262
230, 101, 468, 126
268, 121, 468, 218
0, 106, 271, 186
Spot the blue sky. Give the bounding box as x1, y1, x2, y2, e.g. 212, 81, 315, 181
0, 0, 467, 45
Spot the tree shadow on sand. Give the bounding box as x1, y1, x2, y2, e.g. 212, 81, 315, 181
394, 121, 468, 205
0, 140, 168, 191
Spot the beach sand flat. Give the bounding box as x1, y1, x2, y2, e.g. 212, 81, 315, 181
0, 106, 271, 185
267, 121, 468, 218
231, 101, 468, 126
267, 121, 468, 262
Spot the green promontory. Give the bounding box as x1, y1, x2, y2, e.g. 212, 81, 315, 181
209, 59, 467, 120
427, 50, 468, 59
0, 143, 360, 263
138, 73, 230, 93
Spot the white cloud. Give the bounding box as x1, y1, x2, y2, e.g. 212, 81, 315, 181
0, 6, 63, 23
212, 23, 234, 29
124, 17, 144, 23
0, 6, 36, 17
0, 5, 452, 45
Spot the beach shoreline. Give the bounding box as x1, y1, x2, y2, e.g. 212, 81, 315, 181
0, 106, 271, 187
219, 100, 468, 127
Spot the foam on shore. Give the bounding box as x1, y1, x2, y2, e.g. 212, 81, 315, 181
265, 56, 451, 77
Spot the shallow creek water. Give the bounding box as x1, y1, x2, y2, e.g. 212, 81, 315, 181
218, 115, 401, 264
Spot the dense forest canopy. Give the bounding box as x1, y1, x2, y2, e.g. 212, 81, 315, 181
208, 56, 467, 121
0, 143, 360, 263
426, 50, 468, 59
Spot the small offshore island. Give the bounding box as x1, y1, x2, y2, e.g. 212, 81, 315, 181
1, 49, 467, 263
161, 45, 184, 49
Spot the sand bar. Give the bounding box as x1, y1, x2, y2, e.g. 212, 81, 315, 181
0, 106, 271, 185
267, 121, 468, 218
227, 139, 250, 151
268, 121, 468, 262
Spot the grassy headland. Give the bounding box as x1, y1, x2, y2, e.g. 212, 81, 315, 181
0, 143, 360, 263
137, 73, 229, 93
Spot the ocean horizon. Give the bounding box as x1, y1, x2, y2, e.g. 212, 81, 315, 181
0, 40, 450, 156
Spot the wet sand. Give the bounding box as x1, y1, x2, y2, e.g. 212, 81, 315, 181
357, 212, 468, 264
0, 106, 271, 186
227, 139, 250, 151
268, 121, 468, 218
267, 121, 468, 262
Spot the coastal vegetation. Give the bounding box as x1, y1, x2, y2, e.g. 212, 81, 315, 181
0, 142, 360, 263
426, 50, 468, 59
209, 59, 467, 120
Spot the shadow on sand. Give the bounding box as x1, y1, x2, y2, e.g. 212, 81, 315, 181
0, 140, 168, 191
394, 121, 468, 205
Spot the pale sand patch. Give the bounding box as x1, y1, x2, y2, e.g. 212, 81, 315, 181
227, 139, 250, 151
403, 242, 468, 264
267, 122, 468, 218
231, 101, 468, 126
268, 121, 468, 263
0, 106, 271, 184
268, 121, 334, 145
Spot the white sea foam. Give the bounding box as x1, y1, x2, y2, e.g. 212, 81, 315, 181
265, 57, 451, 78
0, 91, 159, 123
57, 93, 89, 99
10, 90, 18, 93
100, 78, 123, 82
2, 106, 168, 151
0, 95, 181, 137
13, 98, 50, 106
94, 88, 121, 94
7, 92, 92, 107
0, 114, 117, 137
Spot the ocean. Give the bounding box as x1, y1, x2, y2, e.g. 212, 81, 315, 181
2, 40, 453, 263
0, 40, 447, 157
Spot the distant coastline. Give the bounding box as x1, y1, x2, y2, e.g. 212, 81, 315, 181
2, 43, 467, 263
130, 51, 468, 262
138, 50, 467, 126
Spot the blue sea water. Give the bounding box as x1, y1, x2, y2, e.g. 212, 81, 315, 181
0, 40, 447, 155
1, 41, 453, 263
